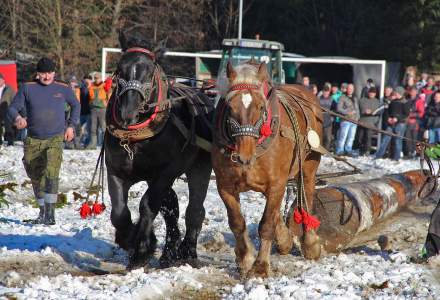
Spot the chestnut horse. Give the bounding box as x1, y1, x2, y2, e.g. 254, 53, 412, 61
212, 62, 323, 278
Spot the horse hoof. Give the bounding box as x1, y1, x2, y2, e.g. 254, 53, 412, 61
158, 258, 174, 269
246, 261, 270, 279
177, 244, 197, 261
127, 258, 146, 271
115, 227, 134, 250
178, 258, 203, 268
159, 251, 178, 268
301, 230, 321, 260
276, 242, 293, 255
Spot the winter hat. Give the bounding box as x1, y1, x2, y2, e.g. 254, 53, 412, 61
368, 87, 377, 94
36, 57, 56, 73
394, 86, 405, 97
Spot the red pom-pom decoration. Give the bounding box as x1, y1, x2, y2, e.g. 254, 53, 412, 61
80, 202, 92, 219
260, 122, 272, 137
293, 208, 320, 232
92, 201, 106, 215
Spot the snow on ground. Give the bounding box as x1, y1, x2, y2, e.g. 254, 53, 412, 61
0, 144, 438, 299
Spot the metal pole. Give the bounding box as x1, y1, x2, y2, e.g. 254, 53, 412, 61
238, 0, 243, 39
377, 61, 386, 148
101, 48, 107, 80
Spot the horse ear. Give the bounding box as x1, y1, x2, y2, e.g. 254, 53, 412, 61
119, 30, 128, 51
226, 61, 237, 82
154, 37, 168, 60
257, 62, 268, 81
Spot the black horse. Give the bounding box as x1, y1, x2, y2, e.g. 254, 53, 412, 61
105, 32, 213, 268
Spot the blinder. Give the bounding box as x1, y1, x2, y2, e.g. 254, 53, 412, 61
117, 78, 151, 99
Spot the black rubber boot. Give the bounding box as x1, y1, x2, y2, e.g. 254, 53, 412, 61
27, 206, 45, 224
44, 203, 56, 225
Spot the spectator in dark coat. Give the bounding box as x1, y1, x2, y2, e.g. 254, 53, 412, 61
360, 78, 375, 98
0, 73, 16, 146
426, 91, 440, 144
422, 77, 437, 106
79, 75, 92, 146
375, 86, 411, 161
319, 87, 334, 150
358, 87, 381, 155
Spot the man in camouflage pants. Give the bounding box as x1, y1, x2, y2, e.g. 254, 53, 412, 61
7, 57, 80, 225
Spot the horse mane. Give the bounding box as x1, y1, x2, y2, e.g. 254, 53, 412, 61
218, 63, 262, 99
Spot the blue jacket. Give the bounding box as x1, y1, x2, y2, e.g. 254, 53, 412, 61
7, 81, 80, 139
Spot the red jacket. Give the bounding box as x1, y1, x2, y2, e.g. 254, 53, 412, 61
407, 96, 425, 126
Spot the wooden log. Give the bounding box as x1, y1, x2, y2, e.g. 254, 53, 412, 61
290, 170, 427, 253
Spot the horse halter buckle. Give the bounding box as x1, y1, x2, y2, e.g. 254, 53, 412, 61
230, 152, 239, 163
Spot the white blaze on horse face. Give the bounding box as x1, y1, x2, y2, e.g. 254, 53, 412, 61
241, 93, 253, 109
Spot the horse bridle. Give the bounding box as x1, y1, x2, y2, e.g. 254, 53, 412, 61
225, 83, 269, 139
111, 47, 166, 130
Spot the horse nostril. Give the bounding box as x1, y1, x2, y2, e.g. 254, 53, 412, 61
238, 155, 253, 166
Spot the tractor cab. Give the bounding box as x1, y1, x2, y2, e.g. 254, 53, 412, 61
218, 38, 285, 85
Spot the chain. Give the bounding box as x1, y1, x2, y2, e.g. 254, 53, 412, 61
119, 139, 134, 160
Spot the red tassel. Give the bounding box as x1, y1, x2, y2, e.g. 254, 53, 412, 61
92, 201, 106, 215
293, 208, 320, 232
260, 122, 272, 137
80, 202, 92, 219
293, 208, 303, 224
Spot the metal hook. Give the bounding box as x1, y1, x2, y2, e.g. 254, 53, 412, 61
119, 139, 134, 160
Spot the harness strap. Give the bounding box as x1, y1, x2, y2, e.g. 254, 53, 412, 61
126, 47, 156, 61
170, 114, 212, 152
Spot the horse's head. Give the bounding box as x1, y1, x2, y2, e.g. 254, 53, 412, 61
225, 61, 270, 165
113, 31, 167, 127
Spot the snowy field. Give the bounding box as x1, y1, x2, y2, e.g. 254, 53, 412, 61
0, 144, 439, 299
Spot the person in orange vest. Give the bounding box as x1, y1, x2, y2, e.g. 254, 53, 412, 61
86, 73, 109, 149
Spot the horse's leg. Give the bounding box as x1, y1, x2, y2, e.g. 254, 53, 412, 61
178, 151, 212, 264
158, 187, 181, 268
248, 188, 285, 278
130, 169, 178, 268
129, 186, 162, 268
274, 211, 294, 255
108, 173, 134, 250
300, 151, 322, 260
220, 188, 255, 277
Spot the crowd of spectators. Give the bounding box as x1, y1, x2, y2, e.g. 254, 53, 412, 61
308, 73, 440, 161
